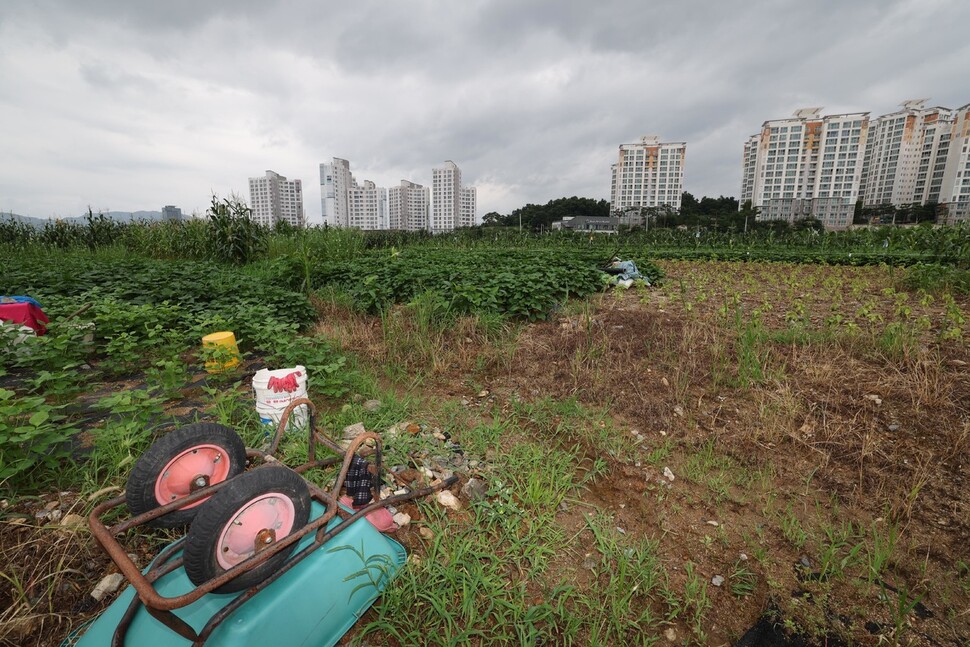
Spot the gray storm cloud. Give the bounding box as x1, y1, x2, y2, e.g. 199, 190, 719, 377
1, 0, 968, 219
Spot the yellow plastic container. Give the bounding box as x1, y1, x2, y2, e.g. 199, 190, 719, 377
202, 331, 241, 373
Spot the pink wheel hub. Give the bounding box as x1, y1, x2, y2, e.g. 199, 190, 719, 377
216, 492, 297, 570
154, 444, 232, 510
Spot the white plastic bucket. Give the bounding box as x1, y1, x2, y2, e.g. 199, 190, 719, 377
252, 366, 309, 432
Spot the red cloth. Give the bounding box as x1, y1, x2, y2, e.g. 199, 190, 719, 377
0, 302, 48, 335
267, 371, 302, 392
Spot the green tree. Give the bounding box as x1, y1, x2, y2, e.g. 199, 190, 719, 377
508, 196, 610, 231
482, 211, 504, 226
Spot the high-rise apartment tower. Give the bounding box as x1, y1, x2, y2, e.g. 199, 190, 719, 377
248, 170, 304, 227
742, 100, 970, 228
319, 158, 387, 230
740, 109, 869, 229
388, 180, 430, 231
431, 161, 476, 233
609, 136, 686, 213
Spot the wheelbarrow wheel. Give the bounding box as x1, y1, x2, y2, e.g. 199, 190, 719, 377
125, 423, 247, 528
183, 466, 311, 593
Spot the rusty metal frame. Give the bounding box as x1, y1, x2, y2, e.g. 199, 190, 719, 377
87, 398, 457, 646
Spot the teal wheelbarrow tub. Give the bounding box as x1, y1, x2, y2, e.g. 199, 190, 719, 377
71, 500, 406, 647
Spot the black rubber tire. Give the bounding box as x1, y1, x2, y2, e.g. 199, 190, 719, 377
125, 423, 247, 528
183, 465, 311, 593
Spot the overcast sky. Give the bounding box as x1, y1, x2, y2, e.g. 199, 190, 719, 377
1, 0, 968, 221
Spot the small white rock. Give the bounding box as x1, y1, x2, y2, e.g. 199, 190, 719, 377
739, 553, 748, 561
673, 405, 685, 417
436, 490, 461, 511
90, 573, 125, 601
392, 512, 411, 528
711, 575, 724, 587
49, 509, 63, 523
663, 467, 675, 481
705, 520, 719, 527
664, 627, 677, 642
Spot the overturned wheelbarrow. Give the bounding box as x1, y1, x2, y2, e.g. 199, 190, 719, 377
71, 398, 455, 646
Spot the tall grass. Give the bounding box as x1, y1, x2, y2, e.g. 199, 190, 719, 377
4, 212, 969, 266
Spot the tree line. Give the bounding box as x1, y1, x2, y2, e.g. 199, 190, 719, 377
481, 193, 953, 234
481, 193, 792, 233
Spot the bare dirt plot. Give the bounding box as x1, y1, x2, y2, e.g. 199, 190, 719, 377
483, 262, 969, 645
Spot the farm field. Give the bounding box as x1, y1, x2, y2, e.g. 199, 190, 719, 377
1, 224, 969, 646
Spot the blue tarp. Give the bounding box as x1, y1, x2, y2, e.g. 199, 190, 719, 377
0, 296, 43, 307
605, 260, 650, 285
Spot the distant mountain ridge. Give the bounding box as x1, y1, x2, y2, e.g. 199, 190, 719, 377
1, 210, 164, 228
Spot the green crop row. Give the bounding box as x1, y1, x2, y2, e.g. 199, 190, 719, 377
266, 248, 664, 320
0, 256, 316, 355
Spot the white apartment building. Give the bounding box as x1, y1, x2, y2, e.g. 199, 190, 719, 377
388, 180, 430, 231
248, 170, 304, 227
913, 108, 956, 206
940, 104, 970, 224
319, 158, 354, 228
740, 135, 759, 207
860, 100, 954, 207
348, 180, 388, 230
431, 161, 476, 233
743, 100, 970, 228
609, 136, 686, 214
741, 108, 868, 229
460, 187, 477, 228
319, 158, 387, 230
